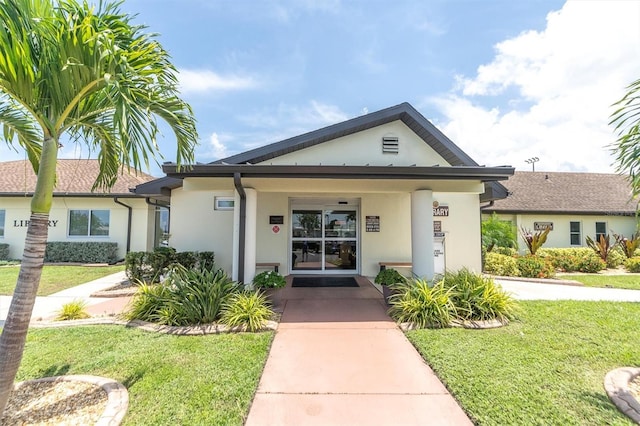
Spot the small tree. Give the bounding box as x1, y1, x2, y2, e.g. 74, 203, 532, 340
481, 213, 517, 252
519, 226, 550, 255
610, 78, 640, 197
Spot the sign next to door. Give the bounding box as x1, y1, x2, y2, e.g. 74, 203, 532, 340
433, 206, 449, 217
534, 222, 553, 231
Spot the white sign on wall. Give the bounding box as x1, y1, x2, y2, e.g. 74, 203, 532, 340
434, 237, 445, 275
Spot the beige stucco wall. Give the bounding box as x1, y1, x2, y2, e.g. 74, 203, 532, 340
261, 120, 451, 167
170, 184, 484, 278
483, 212, 639, 251
169, 187, 236, 272
0, 196, 153, 260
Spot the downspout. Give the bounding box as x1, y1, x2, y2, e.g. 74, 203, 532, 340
113, 197, 132, 253
146, 197, 171, 244
234, 172, 247, 284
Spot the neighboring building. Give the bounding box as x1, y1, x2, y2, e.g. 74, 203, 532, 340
136, 103, 514, 282
482, 171, 640, 249
0, 159, 166, 260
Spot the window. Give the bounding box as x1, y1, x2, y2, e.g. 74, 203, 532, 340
570, 221, 581, 245
69, 209, 110, 236
0, 210, 4, 237
595, 222, 607, 241
154, 206, 170, 247
214, 197, 234, 210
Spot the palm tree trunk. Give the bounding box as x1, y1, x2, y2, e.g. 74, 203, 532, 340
0, 137, 57, 414
0, 213, 49, 413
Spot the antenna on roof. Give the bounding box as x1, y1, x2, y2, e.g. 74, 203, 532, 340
525, 157, 539, 172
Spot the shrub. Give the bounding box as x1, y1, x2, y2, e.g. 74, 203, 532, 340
374, 268, 407, 286
0, 243, 9, 260
606, 247, 626, 269
44, 241, 118, 263
125, 265, 241, 326
492, 246, 518, 257
537, 248, 605, 273
252, 270, 286, 289
483, 252, 520, 276
624, 257, 640, 273
516, 255, 555, 278
586, 234, 612, 262
125, 249, 215, 283
56, 300, 90, 321
614, 232, 640, 258
482, 213, 517, 252
387, 279, 455, 328
221, 291, 274, 332
439, 269, 518, 322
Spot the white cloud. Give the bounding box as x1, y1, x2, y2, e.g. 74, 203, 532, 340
178, 69, 258, 94
207, 132, 229, 160
432, 0, 640, 173
239, 100, 349, 130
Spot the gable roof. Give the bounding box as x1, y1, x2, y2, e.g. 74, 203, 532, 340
215, 102, 484, 167
135, 102, 511, 201
0, 159, 156, 197
483, 171, 639, 215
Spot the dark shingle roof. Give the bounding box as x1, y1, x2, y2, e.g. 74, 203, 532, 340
0, 159, 156, 196
483, 171, 638, 214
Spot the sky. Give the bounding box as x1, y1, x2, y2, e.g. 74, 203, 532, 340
5, 0, 640, 177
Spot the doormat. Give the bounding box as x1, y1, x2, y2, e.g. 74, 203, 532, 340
292, 277, 359, 288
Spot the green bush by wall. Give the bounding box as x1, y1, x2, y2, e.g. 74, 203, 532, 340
44, 242, 118, 263
125, 248, 215, 283
0, 243, 9, 261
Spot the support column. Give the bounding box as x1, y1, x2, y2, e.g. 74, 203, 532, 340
411, 189, 435, 281
243, 188, 258, 284
232, 191, 241, 281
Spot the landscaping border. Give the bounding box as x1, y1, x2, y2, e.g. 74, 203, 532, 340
12, 375, 128, 426
604, 367, 640, 424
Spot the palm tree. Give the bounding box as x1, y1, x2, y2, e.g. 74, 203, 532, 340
0, 0, 198, 412
611, 78, 640, 196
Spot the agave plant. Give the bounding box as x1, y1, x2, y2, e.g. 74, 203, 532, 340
221, 291, 274, 332
387, 279, 455, 328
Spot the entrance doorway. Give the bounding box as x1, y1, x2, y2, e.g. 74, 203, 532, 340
290, 201, 359, 274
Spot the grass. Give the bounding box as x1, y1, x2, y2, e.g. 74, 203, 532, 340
15, 325, 273, 425
406, 300, 640, 425
562, 274, 640, 290
0, 265, 125, 296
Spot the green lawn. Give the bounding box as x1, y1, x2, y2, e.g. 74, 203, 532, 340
14, 326, 273, 425
0, 265, 125, 296
561, 274, 640, 291
407, 300, 640, 425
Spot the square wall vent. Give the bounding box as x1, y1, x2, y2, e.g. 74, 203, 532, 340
382, 136, 399, 154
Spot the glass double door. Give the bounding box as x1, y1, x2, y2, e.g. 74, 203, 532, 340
291, 208, 358, 273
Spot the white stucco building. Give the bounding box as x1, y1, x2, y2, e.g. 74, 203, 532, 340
136, 103, 514, 282
0, 159, 166, 261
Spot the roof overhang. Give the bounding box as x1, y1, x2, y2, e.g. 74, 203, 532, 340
162, 163, 514, 181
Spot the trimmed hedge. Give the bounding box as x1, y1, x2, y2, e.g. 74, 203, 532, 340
0, 243, 9, 261
483, 252, 520, 277
125, 248, 215, 283
516, 255, 555, 279
44, 241, 118, 263
624, 257, 640, 273
537, 248, 606, 273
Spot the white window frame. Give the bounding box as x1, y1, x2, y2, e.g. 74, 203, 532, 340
214, 196, 235, 211
68, 209, 110, 237
569, 221, 581, 246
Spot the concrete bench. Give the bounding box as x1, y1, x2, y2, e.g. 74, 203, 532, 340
256, 262, 280, 273
378, 262, 412, 272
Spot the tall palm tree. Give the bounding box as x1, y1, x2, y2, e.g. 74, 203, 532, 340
0, 0, 198, 412
611, 78, 640, 196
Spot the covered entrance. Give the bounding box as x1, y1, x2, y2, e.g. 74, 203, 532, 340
290, 200, 359, 274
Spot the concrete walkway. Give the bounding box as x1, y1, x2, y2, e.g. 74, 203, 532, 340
245, 276, 472, 426
0, 270, 129, 326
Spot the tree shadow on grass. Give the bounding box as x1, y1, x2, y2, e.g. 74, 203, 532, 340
122, 368, 146, 389
578, 390, 628, 420
37, 364, 71, 378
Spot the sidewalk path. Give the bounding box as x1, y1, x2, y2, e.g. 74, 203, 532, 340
0, 271, 128, 327
496, 279, 640, 302
245, 277, 472, 426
